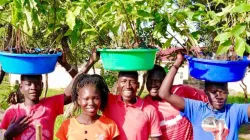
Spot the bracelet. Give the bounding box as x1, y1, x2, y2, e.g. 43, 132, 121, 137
67, 66, 74, 73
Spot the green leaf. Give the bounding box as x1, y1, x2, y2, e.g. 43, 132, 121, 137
214, 32, 232, 42
82, 28, 97, 34
0, 0, 9, 6
66, 11, 75, 30
235, 37, 246, 56
231, 24, 246, 36
231, 3, 250, 13
70, 29, 78, 48
31, 9, 39, 26
246, 44, 250, 53
73, 6, 82, 16
162, 37, 173, 49
24, 10, 32, 29
85, 35, 98, 45
64, 29, 72, 36
137, 10, 151, 18
216, 40, 231, 55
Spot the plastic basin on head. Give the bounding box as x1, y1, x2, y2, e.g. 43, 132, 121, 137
0, 52, 62, 75
185, 55, 250, 82
97, 48, 158, 71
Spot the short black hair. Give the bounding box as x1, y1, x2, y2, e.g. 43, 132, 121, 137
147, 65, 166, 79
118, 71, 138, 80
205, 81, 228, 91
21, 75, 42, 81
72, 73, 109, 111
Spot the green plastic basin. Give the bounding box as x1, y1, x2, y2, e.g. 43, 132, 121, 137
97, 48, 158, 71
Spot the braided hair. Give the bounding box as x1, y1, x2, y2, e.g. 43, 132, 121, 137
72, 73, 109, 112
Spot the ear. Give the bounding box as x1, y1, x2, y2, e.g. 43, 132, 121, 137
41, 82, 44, 88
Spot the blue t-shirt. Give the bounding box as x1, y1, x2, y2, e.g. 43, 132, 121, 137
182, 98, 250, 140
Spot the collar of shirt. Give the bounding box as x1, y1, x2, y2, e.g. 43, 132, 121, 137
116, 95, 144, 110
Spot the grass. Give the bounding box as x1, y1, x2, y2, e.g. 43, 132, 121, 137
0, 75, 250, 139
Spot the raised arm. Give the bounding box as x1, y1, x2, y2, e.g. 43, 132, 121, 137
158, 54, 185, 111
63, 47, 100, 105
57, 49, 78, 78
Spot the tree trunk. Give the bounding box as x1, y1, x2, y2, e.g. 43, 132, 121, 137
61, 26, 78, 72
138, 72, 147, 97
240, 80, 248, 103
4, 24, 13, 49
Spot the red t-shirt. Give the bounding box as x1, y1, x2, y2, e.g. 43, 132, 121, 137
0, 94, 64, 140
144, 85, 208, 140
103, 94, 162, 140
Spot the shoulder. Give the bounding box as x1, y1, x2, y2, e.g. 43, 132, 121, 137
40, 94, 64, 103
99, 116, 117, 125
184, 98, 207, 107
225, 103, 249, 111
142, 99, 158, 114
4, 103, 22, 113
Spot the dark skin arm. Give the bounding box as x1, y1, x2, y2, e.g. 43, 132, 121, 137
158, 54, 185, 111
64, 47, 100, 105
2, 115, 31, 140
57, 49, 78, 78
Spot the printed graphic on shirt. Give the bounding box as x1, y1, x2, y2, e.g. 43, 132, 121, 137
20, 125, 51, 140
160, 114, 183, 127
95, 133, 109, 140
202, 116, 229, 140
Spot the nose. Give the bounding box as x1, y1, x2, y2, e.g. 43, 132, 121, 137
215, 92, 223, 99
125, 81, 131, 88
30, 83, 36, 89
88, 99, 94, 105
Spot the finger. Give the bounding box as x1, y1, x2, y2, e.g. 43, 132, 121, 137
18, 116, 31, 124
20, 124, 30, 132
10, 116, 17, 124
15, 115, 27, 124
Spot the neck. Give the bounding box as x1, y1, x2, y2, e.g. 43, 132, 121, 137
151, 96, 162, 101
208, 102, 224, 111
24, 99, 39, 107
123, 97, 137, 104
77, 114, 100, 125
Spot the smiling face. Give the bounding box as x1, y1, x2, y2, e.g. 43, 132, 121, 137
146, 70, 165, 98
77, 84, 101, 117
20, 75, 43, 104
117, 73, 139, 104
205, 82, 228, 110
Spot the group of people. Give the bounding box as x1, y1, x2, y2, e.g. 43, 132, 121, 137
0, 48, 249, 140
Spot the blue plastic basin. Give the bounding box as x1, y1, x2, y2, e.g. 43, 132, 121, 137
185, 55, 250, 82
0, 52, 62, 75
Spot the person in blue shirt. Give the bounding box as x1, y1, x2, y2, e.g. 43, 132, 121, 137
158, 53, 250, 140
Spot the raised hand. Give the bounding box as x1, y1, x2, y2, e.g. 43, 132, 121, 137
4, 115, 32, 140
89, 46, 100, 64
57, 49, 68, 67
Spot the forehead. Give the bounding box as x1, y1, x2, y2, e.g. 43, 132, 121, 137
148, 71, 164, 80
118, 75, 138, 81
21, 78, 42, 83
78, 84, 100, 96
206, 84, 228, 91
